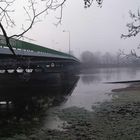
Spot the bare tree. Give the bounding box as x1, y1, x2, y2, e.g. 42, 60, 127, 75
0, 0, 103, 56
121, 10, 140, 58
0, 0, 68, 56
121, 10, 140, 39
84, 0, 103, 8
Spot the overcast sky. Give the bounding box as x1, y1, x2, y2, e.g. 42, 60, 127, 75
3, 0, 140, 58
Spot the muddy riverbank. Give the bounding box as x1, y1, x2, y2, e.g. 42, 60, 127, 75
2, 82, 140, 140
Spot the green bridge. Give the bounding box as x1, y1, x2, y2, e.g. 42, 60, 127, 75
0, 35, 80, 75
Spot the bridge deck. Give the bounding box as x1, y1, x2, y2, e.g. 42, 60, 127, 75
0, 35, 80, 75
0, 35, 79, 62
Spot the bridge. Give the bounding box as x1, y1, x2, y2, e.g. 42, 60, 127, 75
0, 35, 80, 74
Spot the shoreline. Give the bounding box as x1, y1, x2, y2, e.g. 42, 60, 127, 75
3, 82, 140, 140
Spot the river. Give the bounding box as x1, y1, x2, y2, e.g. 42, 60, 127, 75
1, 67, 140, 139
62, 67, 140, 109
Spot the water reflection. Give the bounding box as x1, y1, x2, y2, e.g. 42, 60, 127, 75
0, 73, 79, 137
81, 74, 101, 84
81, 67, 140, 84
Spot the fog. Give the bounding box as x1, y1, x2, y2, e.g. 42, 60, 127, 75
2, 0, 140, 58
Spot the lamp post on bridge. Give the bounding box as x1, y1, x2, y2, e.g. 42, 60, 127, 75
63, 30, 71, 55
52, 40, 59, 50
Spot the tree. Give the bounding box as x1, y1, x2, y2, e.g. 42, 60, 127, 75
0, 0, 67, 56
121, 10, 140, 58
0, 0, 103, 56
84, 0, 103, 8
81, 51, 94, 63
121, 10, 140, 39
80, 51, 101, 68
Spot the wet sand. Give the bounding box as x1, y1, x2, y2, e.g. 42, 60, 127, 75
3, 82, 140, 140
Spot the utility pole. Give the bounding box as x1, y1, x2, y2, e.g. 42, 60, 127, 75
63, 30, 70, 55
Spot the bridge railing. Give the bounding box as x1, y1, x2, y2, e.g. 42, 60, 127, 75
0, 35, 80, 63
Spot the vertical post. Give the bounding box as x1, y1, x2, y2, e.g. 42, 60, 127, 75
63, 30, 70, 55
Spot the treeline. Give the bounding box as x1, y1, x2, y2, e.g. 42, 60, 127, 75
80, 51, 140, 69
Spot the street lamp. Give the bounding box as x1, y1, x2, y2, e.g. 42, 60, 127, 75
63, 30, 70, 55
52, 40, 59, 50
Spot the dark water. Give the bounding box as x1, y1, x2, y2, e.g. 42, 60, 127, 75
0, 73, 79, 137
1, 67, 140, 138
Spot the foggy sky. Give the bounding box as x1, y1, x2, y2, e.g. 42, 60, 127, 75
2, 0, 140, 58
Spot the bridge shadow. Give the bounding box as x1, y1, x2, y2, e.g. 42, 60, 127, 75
0, 73, 79, 137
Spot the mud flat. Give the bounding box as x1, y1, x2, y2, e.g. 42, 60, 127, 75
2, 83, 140, 140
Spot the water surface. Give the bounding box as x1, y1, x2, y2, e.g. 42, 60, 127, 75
62, 67, 140, 110
1, 67, 140, 137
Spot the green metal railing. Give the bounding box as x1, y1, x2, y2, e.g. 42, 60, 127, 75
0, 35, 78, 60
14, 39, 71, 57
